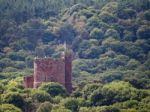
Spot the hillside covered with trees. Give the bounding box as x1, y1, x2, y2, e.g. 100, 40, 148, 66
0, 0, 150, 112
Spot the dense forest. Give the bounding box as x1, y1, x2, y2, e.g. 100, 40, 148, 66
0, 0, 150, 112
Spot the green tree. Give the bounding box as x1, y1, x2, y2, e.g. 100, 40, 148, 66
0, 104, 22, 112
126, 59, 140, 70
0, 83, 5, 94
143, 9, 150, 21
62, 98, 79, 112
31, 90, 53, 103
99, 11, 117, 23
90, 28, 104, 40
39, 82, 67, 97
137, 25, 150, 39
52, 106, 71, 112
90, 81, 142, 106
121, 109, 138, 112
123, 30, 136, 41
118, 8, 136, 19
57, 23, 76, 44
82, 83, 102, 99
36, 101, 53, 112
2, 92, 25, 111
104, 29, 120, 39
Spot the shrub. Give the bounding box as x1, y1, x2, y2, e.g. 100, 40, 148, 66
97, 106, 120, 112
0, 58, 13, 68
2, 92, 25, 110
82, 83, 102, 99
90, 28, 104, 40
7, 50, 28, 61
143, 9, 150, 21
1, 104, 22, 112
79, 107, 94, 112
25, 56, 34, 68
123, 30, 136, 41
3, 67, 18, 72
39, 82, 67, 97
118, 8, 136, 19
121, 109, 138, 112
100, 70, 124, 83
137, 25, 150, 39
62, 98, 79, 112
126, 59, 140, 70
104, 29, 120, 39
52, 106, 71, 112
79, 9, 94, 18
0, 83, 5, 94
36, 101, 53, 112
101, 2, 118, 14
31, 90, 53, 103
79, 106, 120, 112
113, 100, 139, 109
57, 23, 76, 44
14, 61, 26, 69
90, 81, 140, 106
99, 11, 117, 23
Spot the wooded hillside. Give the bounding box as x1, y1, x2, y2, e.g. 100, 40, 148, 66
0, 0, 150, 112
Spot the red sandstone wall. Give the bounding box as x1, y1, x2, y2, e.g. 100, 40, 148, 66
24, 52, 73, 93
24, 75, 34, 88
33, 58, 66, 88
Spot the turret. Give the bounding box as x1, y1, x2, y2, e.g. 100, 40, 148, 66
64, 49, 73, 93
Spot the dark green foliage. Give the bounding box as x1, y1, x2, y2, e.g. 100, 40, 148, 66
113, 100, 139, 110
143, 10, 150, 21
90, 28, 104, 40
99, 11, 118, 23
100, 70, 124, 83
31, 90, 53, 103
97, 106, 120, 112
77, 39, 104, 59
79, 9, 94, 18
0, 58, 13, 69
0, 0, 150, 112
0, 104, 22, 112
123, 30, 136, 41
2, 92, 25, 110
90, 81, 146, 106
86, 16, 109, 31
25, 56, 34, 68
0, 83, 5, 94
42, 32, 56, 44
104, 29, 120, 39
63, 98, 79, 112
57, 23, 76, 44
118, 8, 136, 19
39, 82, 67, 97
82, 83, 102, 99
137, 25, 150, 39
36, 101, 53, 112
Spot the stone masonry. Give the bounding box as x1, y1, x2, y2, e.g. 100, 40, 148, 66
24, 51, 72, 93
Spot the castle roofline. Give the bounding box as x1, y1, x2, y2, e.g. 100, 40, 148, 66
34, 57, 64, 62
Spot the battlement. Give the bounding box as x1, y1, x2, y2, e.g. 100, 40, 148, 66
34, 57, 64, 62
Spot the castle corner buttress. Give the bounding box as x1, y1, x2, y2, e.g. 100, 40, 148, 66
24, 49, 72, 93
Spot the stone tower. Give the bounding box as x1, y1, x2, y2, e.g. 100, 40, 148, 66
24, 47, 72, 93
65, 51, 72, 93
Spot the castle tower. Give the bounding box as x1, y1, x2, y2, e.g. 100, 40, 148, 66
65, 51, 72, 93
24, 43, 72, 94
61, 43, 72, 93
33, 58, 66, 88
